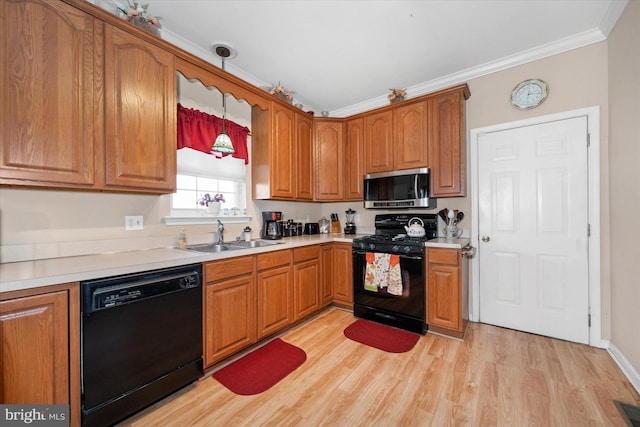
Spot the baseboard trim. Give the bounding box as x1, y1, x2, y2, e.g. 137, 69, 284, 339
608, 342, 640, 395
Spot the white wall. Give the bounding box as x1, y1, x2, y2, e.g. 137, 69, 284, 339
607, 0, 640, 386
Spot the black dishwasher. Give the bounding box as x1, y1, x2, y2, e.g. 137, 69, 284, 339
81, 264, 203, 427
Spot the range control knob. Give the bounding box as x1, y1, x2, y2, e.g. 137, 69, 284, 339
404, 246, 412, 253
368, 243, 376, 251
392, 245, 400, 252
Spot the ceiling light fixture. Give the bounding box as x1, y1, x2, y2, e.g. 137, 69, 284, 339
211, 44, 235, 154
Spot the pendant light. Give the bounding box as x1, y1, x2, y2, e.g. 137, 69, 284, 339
211, 45, 235, 154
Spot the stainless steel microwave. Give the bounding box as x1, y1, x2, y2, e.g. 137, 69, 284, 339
363, 167, 436, 209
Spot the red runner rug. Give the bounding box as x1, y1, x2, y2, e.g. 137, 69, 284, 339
212, 338, 306, 395
344, 319, 420, 353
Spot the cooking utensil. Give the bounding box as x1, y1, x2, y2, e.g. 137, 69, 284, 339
454, 211, 464, 226
448, 210, 455, 226
438, 209, 448, 224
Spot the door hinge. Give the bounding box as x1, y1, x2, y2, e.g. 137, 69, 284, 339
587, 133, 591, 147
588, 313, 591, 327
587, 223, 591, 236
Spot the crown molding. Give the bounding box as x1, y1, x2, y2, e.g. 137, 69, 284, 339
332, 27, 609, 117
599, 0, 629, 37
163, 18, 619, 118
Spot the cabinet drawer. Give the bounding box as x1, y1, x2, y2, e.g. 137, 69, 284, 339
205, 256, 255, 283
427, 248, 459, 266
257, 250, 292, 270
293, 245, 320, 263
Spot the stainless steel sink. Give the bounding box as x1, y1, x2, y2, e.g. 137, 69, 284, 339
231, 240, 283, 248
183, 244, 238, 253
183, 240, 282, 253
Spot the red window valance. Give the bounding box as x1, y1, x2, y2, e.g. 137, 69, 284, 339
177, 103, 250, 164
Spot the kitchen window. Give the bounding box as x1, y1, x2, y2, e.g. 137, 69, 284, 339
165, 148, 248, 225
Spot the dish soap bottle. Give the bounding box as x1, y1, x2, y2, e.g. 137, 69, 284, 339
178, 228, 187, 249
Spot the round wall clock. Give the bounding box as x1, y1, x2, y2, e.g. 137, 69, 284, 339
510, 79, 549, 110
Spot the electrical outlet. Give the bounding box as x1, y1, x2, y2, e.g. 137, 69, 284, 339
125, 215, 143, 231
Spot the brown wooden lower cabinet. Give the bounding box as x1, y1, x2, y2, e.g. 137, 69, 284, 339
256, 250, 293, 339
203, 256, 256, 367
331, 242, 353, 308
293, 246, 321, 321
426, 247, 469, 339
319, 244, 334, 306
0, 283, 80, 427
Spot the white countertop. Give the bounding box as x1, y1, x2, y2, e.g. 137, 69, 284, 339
0, 234, 357, 294
425, 237, 471, 249
0, 234, 472, 294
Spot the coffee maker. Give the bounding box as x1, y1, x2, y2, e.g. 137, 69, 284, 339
261, 211, 283, 240
344, 208, 357, 234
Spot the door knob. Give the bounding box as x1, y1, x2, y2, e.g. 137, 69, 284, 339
481, 236, 490, 242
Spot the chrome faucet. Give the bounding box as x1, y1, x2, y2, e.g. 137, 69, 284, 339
217, 220, 224, 244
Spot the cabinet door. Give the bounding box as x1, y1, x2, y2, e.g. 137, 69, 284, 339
320, 244, 334, 306
296, 113, 314, 200
0, 291, 69, 404
394, 101, 428, 170
204, 274, 256, 366
427, 249, 461, 331
364, 110, 394, 173
257, 265, 293, 339
0, 0, 97, 187
332, 243, 353, 306
270, 103, 296, 198
103, 24, 176, 193
428, 90, 465, 197
345, 118, 364, 200
293, 258, 320, 321
314, 120, 344, 200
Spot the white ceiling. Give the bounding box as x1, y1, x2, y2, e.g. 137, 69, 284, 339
138, 0, 627, 116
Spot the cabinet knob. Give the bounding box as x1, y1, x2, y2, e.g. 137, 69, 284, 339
481, 236, 490, 242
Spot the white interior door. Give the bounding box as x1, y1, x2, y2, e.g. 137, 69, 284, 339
478, 116, 589, 344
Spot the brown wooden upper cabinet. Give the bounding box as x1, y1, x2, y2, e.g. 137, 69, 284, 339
0, 0, 98, 188
364, 102, 429, 173
0, 0, 177, 193
103, 24, 177, 192
363, 110, 394, 173
362, 84, 469, 197
314, 119, 345, 201
295, 113, 314, 200
394, 101, 429, 170
344, 118, 365, 200
428, 88, 468, 197
252, 102, 297, 200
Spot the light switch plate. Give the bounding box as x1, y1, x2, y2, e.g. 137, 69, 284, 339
125, 215, 143, 230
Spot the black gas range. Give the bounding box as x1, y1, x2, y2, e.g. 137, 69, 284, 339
352, 213, 438, 255
351, 213, 438, 334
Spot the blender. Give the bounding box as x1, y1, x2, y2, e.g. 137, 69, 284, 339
344, 208, 357, 234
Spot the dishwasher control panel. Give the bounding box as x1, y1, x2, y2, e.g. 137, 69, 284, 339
81, 264, 202, 313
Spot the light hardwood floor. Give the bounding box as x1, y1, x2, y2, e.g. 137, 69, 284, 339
121, 307, 639, 426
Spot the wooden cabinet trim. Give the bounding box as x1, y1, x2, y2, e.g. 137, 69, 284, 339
257, 249, 292, 270
293, 245, 320, 263
427, 248, 460, 265
205, 256, 255, 283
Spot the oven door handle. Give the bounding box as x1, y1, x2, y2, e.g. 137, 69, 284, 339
353, 250, 423, 261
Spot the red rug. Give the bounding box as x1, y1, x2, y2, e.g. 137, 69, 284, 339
344, 319, 420, 353
212, 338, 306, 395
